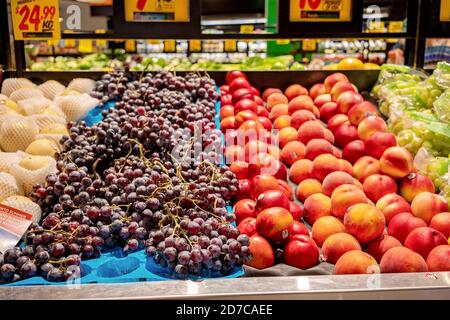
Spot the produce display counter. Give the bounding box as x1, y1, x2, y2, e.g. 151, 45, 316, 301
0, 272, 449, 299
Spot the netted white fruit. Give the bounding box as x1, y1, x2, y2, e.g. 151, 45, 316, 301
38, 80, 65, 100
31, 113, 67, 130
0, 99, 25, 115
25, 138, 59, 157
9, 88, 44, 103
0, 151, 21, 173
0, 104, 18, 117
35, 134, 63, 149
55, 93, 98, 122
40, 123, 69, 135
10, 153, 56, 195
67, 78, 95, 94
18, 97, 52, 115
41, 105, 66, 118
1, 196, 42, 223
0, 115, 39, 152
59, 89, 81, 96
0, 94, 8, 100
0, 172, 19, 202
1, 78, 36, 97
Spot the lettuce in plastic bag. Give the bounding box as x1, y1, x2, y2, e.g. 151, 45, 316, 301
433, 88, 450, 124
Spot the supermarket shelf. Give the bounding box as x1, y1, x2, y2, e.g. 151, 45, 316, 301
0, 272, 449, 300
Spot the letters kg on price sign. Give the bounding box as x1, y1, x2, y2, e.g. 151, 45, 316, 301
290, 0, 352, 22
11, 0, 61, 40
125, 0, 189, 22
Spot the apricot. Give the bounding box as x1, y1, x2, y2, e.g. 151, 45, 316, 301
334, 250, 380, 275
290, 110, 316, 130
366, 235, 403, 263
312, 154, 342, 182
322, 233, 361, 264
269, 103, 289, 121
311, 216, 346, 247
347, 101, 378, 125
411, 192, 448, 224
400, 173, 436, 202
376, 193, 412, 223
273, 115, 292, 130
331, 184, 368, 219
220, 116, 236, 131
267, 144, 281, 160
246, 235, 275, 269
344, 203, 386, 244
285, 84, 308, 101
363, 174, 398, 203
305, 139, 334, 160
357, 116, 387, 141
289, 159, 313, 184
353, 156, 380, 182
404, 227, 447, 259
220, 105, 235, 119
250, 175, 282, 199
364, 132, 397, 159
288, 95, 315, 115
303, 193, 332, 225
429, 212, 450, 238
267, 93, 288, 111
309, 83, 326, 100
342, 139, 366, 164
263, 88, 282, 102
280, 141, 306, 166
322, 171, 355, 197
278, 127, 298, 148
295, 179, 322, 202
339, 159, 353, 175
426, 245, 450, 271
380, 247, 428, 273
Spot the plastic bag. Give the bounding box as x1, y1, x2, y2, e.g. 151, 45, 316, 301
431, 61, 450, 90
433, 88, 450, 124
1, 196, 42, 224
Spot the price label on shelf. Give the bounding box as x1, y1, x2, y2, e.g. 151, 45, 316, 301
289, 0, 352, 22
189, 40, 202, 52
302, 39, 317, 51
388, 21, 404, 33
124, 0, 190, 22
78, 39, 93, 53
276, 40, 291, 45
164, 40, 176, 52
224, 40, 237, 52
240, 25, 254, 34
125, 40, 136, 52
11, 0, 61, 40
441, 0, 450, 21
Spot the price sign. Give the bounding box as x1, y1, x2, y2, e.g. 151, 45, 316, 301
124, 0, 189, 22
125, 40, 136, 52
78, 40, 93, 53
367, 20, 385, 33
189, 40, 202, 52
441, 0, 450, 21
302, 39, 317, 51
11, 0, 61, 40
290, 0, 352, 22
388, 21, 404, 33
224, 40, 237, 52
164, 40, 176, 52
276, 40, 291, 45
240, 25, 254, 34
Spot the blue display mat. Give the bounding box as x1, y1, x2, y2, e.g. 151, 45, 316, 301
1, 88, 244, 286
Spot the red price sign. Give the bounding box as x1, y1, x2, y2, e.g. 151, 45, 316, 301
11, 0, 61, 40
290, 0, 352, 22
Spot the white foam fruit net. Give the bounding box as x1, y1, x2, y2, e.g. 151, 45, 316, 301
0, 172, 20, 202
54, 93, 98, 122
9, 88, 44, 103
0, 115, 39, 152
38, 80, 65, 100
66, 78, 95, 94
18, 97, 53, 115
0, 151, 21, 173
1, 196, 42, 223
31, 113, 67, 130
1, 78, 36, 97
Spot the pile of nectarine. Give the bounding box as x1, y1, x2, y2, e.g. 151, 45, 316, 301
221, 71, 450, 274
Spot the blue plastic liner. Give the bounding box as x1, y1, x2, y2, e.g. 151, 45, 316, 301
1, 88, 244, 286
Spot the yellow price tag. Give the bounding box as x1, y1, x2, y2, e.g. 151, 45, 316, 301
47, 39, 58, 46
124, 0, 190, 22
147, 40, 161, 45
95, 29, 107, 47
290, 0, 352, 22
125, 40, 136, 52
368, 20, 385, 33
64, 39, 76, 47
441, 0, 450, 21
189, 40, 202, 52
302, 39, 317, 51
164, 40, 176, 52
240, 25, 254, 34
11, 0, 61, 40
224, 40, 237, 52
78, 40, 93, 53
388, 21, 403, 33
276, 40, 290, 45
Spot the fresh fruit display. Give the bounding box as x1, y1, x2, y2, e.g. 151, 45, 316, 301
221, 70, 450, 274
0, 71, 250, 284
30, 54, 121, 71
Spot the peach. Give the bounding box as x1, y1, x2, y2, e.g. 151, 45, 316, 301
334, 122, 358, 148
221, 93, 232, 106
220, 116, 236, 131
256, 105, 269, 117
344, 203, 386, 244
336, 91, 364, 114
280, 141, 306, 166
322, 233, 361, 264
312, 216, 346, 247
296, 179, 322, 202
333, 147, 342, 159
255, 190, 290, 213
305, 139, 334, 160
258, 117, 273, 131
256, 207, 294, 243
404, 227, 448, 259
364, 132, 397, 160
267, 93, 288, 111
353, 156, 380, 182
330, 184, 368, 219
319, 102, 338, 123
254, 95, 264, 106
400, 173, 436, 202
232, 88, 254, 104
237, 120, 264, 133
339, 159, 353, 175
380, 247, 428, 273
322, 171, 355, 196
376, 193, 412, 223
289, 220, 309, 237
324, 129, 335, 145
225, 145, 245, 163
366, 235, 403, 263
327, 114, 349, 133
297, 120, 326, 145
236, 179, 251, 200
250, 175, 282, 199
311, 154, 341, 182
235, 110, 258, 128
289, 201, 304, 221
309, 83, 326, 100
303, 193, 332, 225
267, 144, 281, 160
335, 250, 380, 275
283, 234, 320, 269
220, 105, 235, 119
277, 179, 293, 200
411, 192, 449, 223
289, 159, 313, 184
285, 84, 308, 101
388, 212, 427, 244
324, 73, 349, 92
342, 140, 366, 164
278, 127, 298, 148
429, 212, 450, 238
263, 88, 282, 101
290, 110, 317, 130
246, 235, 275, 269
238, 217, 257, 236
330, 81, 357, 102
247, 153, 281, 178
288, 95, 315, 115
229, 161, 249, 179
273, 115, 291, 130
426, 245, 450, 271
244, 140, 269, 161
235, 98, 258, 114
357, 116, 388, 141
314, 93, 332, 109
363, 174, 398, 202
229, 77, 251, 93
234, 199, 257, 224
268, 103, 288, 121
348, 101, 378, 125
